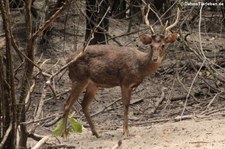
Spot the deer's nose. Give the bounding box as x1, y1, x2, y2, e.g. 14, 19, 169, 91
152, 56, 158, 62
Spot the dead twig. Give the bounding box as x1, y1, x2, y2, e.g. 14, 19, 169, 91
47, 144, 76, 148
25, 80, 36, 112
20, 114, 61, 125
43, 115, 63, 127
174, 115, 193, 121
31, 136, 50, 149
91, 98, 121, 118
0, 122, 12, 148
129, 118, 170, 126
143, 87, 167, 114
151, 87, 167, 114
28, 133, 44, 141
32, 85, 47, 128
206, 92, 220, 109
202, 107, 225, 116
45, 89, 70, 102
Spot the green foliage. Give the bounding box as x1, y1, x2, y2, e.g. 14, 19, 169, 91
52, 119, 64, 136
52, 117, 82, 137
68, 117, 82, 133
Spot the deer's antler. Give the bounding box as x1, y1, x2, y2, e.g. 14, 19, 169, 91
163, 8, 180, 33
144, 4, 155, 35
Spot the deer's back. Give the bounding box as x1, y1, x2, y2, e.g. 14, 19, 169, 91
68, 45, 146, 87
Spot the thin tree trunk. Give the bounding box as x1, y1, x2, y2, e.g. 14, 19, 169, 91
0, 0, 17, 148
18, 0, 34, 147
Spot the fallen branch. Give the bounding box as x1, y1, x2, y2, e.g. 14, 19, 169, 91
206, 93, 219, 109
47, 144, 77, 148
202, 107, 225, 116
20, 114, 61, 125
43, 114, 63, 127
142, 87, 167, 114
31, 136, 50, 149
28, 133, 45, 141
91, 98, 121, 118
129, 118, 170, 126
151, 87, 167, 114
174, 115, 193, 121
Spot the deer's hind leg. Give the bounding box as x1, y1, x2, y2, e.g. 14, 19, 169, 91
63, 80, 88, 136
81, 82, 99, 137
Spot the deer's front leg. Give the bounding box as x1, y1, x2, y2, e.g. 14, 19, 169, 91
121, 85, 132, 137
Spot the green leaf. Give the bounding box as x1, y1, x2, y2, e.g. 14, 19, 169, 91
68, 117, 82, 133
52, 117, 82, 137
52, 119, 64, 136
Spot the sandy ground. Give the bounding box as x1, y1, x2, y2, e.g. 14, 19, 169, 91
28, 118, 225, 149
66, 119, 225, 149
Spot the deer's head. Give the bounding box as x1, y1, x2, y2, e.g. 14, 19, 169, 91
139, 5, 180, 63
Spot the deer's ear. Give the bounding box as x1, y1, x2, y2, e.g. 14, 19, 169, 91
139, 34, 152, 45
165, 33, 177, 43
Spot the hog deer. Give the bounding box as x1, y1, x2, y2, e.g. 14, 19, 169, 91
63, 6, 180, 138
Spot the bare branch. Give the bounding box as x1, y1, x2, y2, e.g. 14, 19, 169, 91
32, 0, 72, 40
0, 122, 12, 148
31, 136, 50, 149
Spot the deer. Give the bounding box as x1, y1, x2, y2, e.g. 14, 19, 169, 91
62, 6, 180, 138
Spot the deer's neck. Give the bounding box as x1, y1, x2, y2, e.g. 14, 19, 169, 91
141, 50, 164, 76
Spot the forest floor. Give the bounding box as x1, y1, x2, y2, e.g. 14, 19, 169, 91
23, 4, 225, 149
28, 117, 225, 149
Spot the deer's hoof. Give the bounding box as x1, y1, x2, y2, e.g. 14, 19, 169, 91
123, 130, 129, 138
93, 132, 100, 138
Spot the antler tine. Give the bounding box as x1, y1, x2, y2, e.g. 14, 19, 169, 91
162, 20, 168, 34
164, 7, 180, 32
144, 4, 155, 35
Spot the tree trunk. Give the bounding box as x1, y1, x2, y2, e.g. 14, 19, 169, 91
17, 0, 34, 148
85, 0, 109, 45
0, 0, 17, 148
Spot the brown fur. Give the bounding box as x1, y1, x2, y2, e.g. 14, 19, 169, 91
63, 33, 177, 138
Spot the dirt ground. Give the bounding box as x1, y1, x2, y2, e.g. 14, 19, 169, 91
23, 2, 225, 149
46, 118, 225, 149
28, 116, 225, 148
